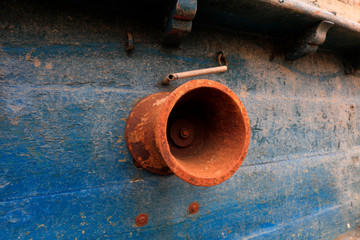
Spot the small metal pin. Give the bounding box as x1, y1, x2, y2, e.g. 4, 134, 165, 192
162, 51, 228, 85
126, 32, 134, 53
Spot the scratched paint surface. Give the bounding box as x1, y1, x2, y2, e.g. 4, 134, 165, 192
0, 1, 359, 239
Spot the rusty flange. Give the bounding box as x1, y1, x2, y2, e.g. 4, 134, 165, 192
125, 92, 172, 175
125, 80, 251, 186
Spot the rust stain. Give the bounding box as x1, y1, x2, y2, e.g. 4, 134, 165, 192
45, 62, 52, 69
25, 53, 31, 61
107, 216, 117, 226
37, 224, 45, 229
33, 58, 41, 67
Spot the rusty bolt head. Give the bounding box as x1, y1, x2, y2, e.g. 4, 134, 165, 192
180, 128, 190, 138
189, 202, 199, 214
135, 213, 148, 226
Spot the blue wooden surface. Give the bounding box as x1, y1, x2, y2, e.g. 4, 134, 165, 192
0, 1, 359, 239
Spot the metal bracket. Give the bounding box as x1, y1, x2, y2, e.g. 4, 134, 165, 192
343, 50, 360, 74
285, 20, 334, 61
126, 32, 134, 53
163, 0, 197, 46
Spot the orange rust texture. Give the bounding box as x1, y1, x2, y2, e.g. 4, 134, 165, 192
125, 80, 251, 187
125, 92, 172, 175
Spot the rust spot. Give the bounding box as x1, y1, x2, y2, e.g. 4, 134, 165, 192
189, 202, 199, 214
34, 58, 41, 67
45, 62, 52, 69
135, 213, 148, 226
25, 53, 31, 61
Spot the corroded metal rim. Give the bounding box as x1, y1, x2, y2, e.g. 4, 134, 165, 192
156, 79, 251, 186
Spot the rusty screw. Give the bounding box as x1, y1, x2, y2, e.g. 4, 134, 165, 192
189, 202, 199, 214
135, 213, 148, 226
180, 128, 190, 138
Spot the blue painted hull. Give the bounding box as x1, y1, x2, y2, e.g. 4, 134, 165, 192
0, 0, 359, 239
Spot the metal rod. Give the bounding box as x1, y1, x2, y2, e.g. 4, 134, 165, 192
162, 66, 228, 85
126, 32, 134, 53
162, 51, 228, 85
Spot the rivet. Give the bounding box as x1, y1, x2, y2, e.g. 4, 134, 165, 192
135, 213, 148, 226
180, 128, 190, 138
189, 202, 199, 214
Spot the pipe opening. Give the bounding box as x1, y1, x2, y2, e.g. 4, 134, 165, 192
166, 87, 246, 178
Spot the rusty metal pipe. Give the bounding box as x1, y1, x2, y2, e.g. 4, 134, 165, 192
125, 79, 250, 187
162, 66, 228, 85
